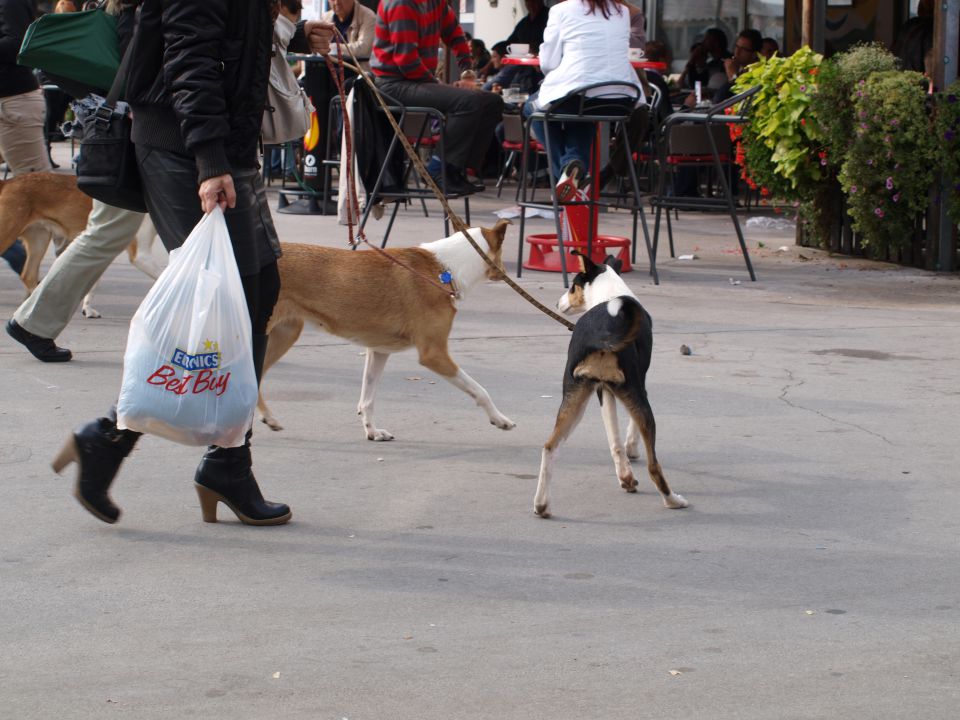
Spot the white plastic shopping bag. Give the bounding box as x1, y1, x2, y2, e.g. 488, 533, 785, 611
117, 208, 258, 447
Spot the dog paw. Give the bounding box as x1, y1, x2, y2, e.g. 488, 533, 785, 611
619, 475, 638, 492
260, 416, 284, 431
625, 445, 641, 460
491, 416, 516, 430
81, 307, 101, 319
367, 429, 394, 441
534, 504, 551, 518
663, 492, 689, 509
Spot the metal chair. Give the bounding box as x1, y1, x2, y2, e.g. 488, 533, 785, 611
495, 112, 545, 199
516, 81, 653, 286
648, 85, 761, 281
357, 90, 471, 248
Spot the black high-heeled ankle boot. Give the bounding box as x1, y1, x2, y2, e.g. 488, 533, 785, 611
193, 437, 291, 525
51, 408, 141, 524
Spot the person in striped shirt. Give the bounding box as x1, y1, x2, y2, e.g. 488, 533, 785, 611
371, 0, 503, 196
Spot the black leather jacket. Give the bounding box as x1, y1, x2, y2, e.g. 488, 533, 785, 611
0, 0, 39, 98
126, 0, 309, 181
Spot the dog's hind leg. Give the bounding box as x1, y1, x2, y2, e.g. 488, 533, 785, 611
614, 388, 688, 509
418, 343, 515, 431
358, 348, 394, 441
535, 383, 593, 518
127, 217, 165, 279
81, 278, 102, 318
257, 317, 304, 431
600, 387, 637, 492
624, 418, 641, 459
19, 225, 53, 294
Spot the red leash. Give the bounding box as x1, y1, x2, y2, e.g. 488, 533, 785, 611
324, 34, 458, 299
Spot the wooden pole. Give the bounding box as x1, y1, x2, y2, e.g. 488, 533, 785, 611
802, 0, 814, 48
932, 0, 960, 270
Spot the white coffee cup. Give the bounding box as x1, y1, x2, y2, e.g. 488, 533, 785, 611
508, 43, 530, 56
628, 47, 645, 62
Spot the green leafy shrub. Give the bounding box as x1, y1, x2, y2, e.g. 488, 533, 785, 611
837, 71, 935, 253
732, 46, 824, 200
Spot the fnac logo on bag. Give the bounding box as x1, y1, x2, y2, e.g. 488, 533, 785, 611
146, 339, 231, 397
171, 342, 221, 371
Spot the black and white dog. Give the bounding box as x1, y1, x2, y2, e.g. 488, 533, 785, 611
534, 251, 688, 518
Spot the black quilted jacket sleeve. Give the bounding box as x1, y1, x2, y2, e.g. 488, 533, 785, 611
159, 0, 232, 179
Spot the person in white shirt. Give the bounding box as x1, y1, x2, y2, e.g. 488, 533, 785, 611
522, 0, 642, 201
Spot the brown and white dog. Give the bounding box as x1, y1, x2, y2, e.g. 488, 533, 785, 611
259, 220, 515, 440
0, 172, 94, 293
0, 172, 163, 316
534, 251, 688, 518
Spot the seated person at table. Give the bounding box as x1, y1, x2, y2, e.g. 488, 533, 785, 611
760, 37, 779, 60
499, 0, 550, 92
522, 0, 643, 201
619, 0, 646, 48
322, 0, 376, 69
712, 29, 761, 103
680, 28, 729, 101
470, 37, 491, 72
482, 41, 543, 95
505, 0, 550, 53
372, 0, 504, 195
480, 41, 506, 85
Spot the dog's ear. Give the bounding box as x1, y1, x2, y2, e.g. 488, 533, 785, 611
483, 219, 512, 251
571, 249, 598, 275
604, 255, 624, 275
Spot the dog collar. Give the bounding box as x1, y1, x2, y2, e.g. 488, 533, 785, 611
439, 268, 461, 299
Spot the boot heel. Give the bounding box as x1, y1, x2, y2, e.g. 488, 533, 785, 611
51, 436, 78, 474
195, 484, 220, 523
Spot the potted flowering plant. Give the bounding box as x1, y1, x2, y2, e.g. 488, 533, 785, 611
806, 44, 901, 248
837, 71, 935, 255
813, 43, 900, 170
732, 47, 824, 201
732, 47, 830, 242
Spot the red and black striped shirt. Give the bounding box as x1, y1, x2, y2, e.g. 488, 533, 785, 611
371, 0, 472, 81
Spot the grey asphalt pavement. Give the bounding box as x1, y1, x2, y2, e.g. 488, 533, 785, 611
2, 156, 959, 718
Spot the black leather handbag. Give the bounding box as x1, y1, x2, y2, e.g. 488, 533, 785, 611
69, 40, 147, 213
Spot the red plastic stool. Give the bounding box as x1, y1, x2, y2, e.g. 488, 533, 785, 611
523, 234, 632, 273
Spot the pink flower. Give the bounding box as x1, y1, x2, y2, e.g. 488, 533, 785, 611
886, 177, 894, 189
892, 193, 901, 202
874, 208, 884, 217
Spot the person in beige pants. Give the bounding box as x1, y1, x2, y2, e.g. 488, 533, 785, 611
0, 88, 51, 173
6, 200, 146, 362
0, 0, 52, 174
